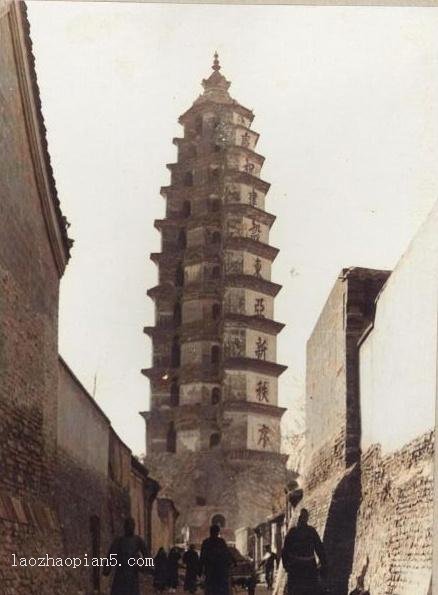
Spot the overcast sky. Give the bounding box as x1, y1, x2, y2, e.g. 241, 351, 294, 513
27, 1, 438, 456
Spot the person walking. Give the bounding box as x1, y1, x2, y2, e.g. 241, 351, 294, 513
259, 545, 277, 589
183, 544, 200, 593
103, 517, 149, 595
281, 509, 327, 595
199, 524, 234, 595
153, 548, 169, 593
168, 546, 181, 592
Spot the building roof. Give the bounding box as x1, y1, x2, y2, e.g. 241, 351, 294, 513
179, 53, 254, 124
5, 1, 72, 274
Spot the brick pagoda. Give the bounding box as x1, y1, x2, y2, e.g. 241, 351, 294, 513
142, 54, 287, 544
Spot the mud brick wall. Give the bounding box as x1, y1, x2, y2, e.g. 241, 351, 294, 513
0, 6, 68, 592
350, 431, 433, 595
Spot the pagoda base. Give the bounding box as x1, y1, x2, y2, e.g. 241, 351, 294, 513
143, 449, 287, 548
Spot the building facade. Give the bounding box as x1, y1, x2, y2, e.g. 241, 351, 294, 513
273, 209, 437, 595
142, 55, 287, 544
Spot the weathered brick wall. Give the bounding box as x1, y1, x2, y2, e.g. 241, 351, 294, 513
0, 0, 60, 505
275, 434, 433, 595
350, 432, 433, 595
0, 5, 69, 592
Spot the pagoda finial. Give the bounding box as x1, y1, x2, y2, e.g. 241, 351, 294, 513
212, 51, 221, 71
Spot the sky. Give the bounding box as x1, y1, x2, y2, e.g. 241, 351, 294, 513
27, 1, 438, 456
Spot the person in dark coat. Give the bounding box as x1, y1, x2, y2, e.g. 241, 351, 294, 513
103, 517, 149, 595
281, 509, 327, 595
349, 575, 370, 595
183, 544, 200, 593
153, 548, 169, 593
259, 545, 277, 589
168, 546, 181, 591
199, 524, 234, 595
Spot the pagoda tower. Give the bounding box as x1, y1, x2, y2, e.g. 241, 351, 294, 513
142, 54, 287, 545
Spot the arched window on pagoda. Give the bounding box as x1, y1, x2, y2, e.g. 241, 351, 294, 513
177, 229, 187, 249
211, 265, 221, 279
171, 338, 181, 368
211, 231, 221, 244
212, 303, 221, 320
184, 171, 194, 187
210, 199, 221, 213
187, 144, 197, 159
210, 168, 220, 183
173, 302, 182, 326
182, 200, 191, 218
166, 422, 176, 453
195, 116, 203, 135
209, 433, 221, 448
211, 387, 221, 405
211, 345, 220, 365
170, 381, 180, 407
175, 263, 184, 287
211, 513, 226, 528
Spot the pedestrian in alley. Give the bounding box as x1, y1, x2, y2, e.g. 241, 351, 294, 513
153, 547, 169, 593
281, 508, 327, 595
199, 524, 234, 595
103, 517, 149, 595
168, 546, 181, 592
348, 577, 370, 595
259, 545, 277, 589
183, 544, 200, 593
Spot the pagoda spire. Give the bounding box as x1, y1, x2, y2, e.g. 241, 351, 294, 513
212, 51, 221, 71
200, 52, 231, 101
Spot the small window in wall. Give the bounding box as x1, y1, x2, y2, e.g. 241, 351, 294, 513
173, 302, 182, 326
171, 338, 181, 368
209, 433, 221, 448
167, 422, 176, 453
170, 381, 180, 407
184, 172, 194, 187
175, 263, 184, 287
177, 229, 187, 249
211, 513, 226, 528
211, 265, 221, 279
211, 387, 221, 404
182, 201, 191, 218
89, 515, 101, 591
212, 303, 221, 320
211, 346, 220, 364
